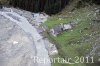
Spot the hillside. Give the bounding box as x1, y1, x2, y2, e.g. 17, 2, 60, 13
43, 5, 100, 66
0, 0, 100, 66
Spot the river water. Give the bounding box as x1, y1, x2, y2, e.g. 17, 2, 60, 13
0, 10, 51, 66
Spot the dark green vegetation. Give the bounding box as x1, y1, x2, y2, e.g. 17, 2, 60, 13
9, 0, 100, 14
43, 5, 100, 66
0, 0, 100, 14
9, 0, 69, 14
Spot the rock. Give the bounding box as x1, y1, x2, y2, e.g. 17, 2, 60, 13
32, 13, 48, 26
95, 10, 100, 13
59, 18, 62, 20
36, 27, 45, 34
93, 20, 100, 23
44, 38, 58, 56
50, 25, 63, 37
0, 15, 37, 66
49, 22, 77, 37
63, 24, 72, 31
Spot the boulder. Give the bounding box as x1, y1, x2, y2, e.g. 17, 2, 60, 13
63, 24, 72, 31
50, 25, 63, 37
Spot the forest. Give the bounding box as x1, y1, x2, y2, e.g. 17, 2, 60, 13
0, 0, 99, 14
9, 0, 69, 14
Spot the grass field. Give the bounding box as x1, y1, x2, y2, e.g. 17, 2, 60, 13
43, 6, 100, 66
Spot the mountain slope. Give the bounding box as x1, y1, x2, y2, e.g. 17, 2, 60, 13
43, 5, 100, 66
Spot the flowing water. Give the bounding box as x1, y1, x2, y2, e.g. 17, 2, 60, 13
0, 10, 51, 66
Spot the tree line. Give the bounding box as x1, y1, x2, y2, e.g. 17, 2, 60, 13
0, 0, 99, 14
9, 0, 69, 14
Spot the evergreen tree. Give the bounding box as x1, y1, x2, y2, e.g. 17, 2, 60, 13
8, 0, 70, 14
